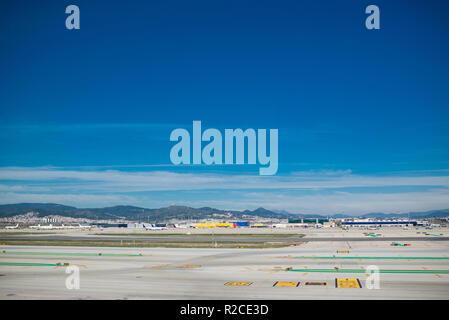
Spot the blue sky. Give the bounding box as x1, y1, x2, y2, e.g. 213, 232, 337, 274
1, 0, 449, 214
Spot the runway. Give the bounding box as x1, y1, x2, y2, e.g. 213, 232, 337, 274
1, 234, 449, 242
1, 240, 448, 299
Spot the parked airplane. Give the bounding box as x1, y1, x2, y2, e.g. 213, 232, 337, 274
5, 224, 19, 229
30, 223, 91, 230
80, 224, 92, 229
144, 224, 167, 230
29, 224, 65, 230
66, 224, 91, 230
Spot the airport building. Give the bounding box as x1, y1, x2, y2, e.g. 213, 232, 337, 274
288, 218, 330, 224
193, 222, 237, 228
341, 220, 417, 226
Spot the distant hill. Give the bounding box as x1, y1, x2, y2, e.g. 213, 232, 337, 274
0, 203, 294, 222
0, 203, 448, 222
358, 209, 449, 219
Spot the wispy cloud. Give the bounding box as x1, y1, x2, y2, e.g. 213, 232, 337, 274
0, 167, 448, 191
0, 166, 449, 214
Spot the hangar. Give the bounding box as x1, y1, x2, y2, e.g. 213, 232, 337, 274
342, 221, 417, 226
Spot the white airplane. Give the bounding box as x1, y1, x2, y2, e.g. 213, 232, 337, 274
65, 224, 91, 230
5, 224, 19, 229
144, 224, 167, 230
30, 224, 65, 230
173, 224, 191, 229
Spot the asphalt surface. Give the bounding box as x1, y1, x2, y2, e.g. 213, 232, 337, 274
1, 240, 448, 299
1, 234, 449, 242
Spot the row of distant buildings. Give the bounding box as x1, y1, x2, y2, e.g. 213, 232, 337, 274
89, 217, 447, 229
1, 211, 448, 229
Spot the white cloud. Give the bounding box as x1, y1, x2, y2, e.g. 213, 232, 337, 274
0, 192, 135, 208
1, 167, 449, 214
0, 167, 449, 192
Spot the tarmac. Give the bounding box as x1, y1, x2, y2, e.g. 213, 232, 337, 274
1, 226, 449, 242
1, 238, 449, 299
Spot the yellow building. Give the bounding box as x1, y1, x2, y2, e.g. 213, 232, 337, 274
193, 222, 236, 228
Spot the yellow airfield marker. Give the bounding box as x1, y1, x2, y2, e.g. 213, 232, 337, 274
335, 278, 362, 288
225, 282, 252, 286
273, 281, 300, 287
304, 282, 328, 286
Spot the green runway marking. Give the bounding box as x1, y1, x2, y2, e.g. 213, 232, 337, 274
285, 268, 449, 274
291, 256, 449, 260
0, 262, 56, 267
0, 251, 142, 257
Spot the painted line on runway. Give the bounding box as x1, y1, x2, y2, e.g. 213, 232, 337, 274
0, 251, 142, 257
290, 256, 449, 260
225, 282, 252, 286
0, 262, 57, 267
336, 278, 362, 288
284, 268, 449, 274
303, 282, 328, 286
273, 281, 300, 287
176, 265, 201, 268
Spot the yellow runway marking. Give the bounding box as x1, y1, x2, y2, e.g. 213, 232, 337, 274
176, 265, 201, 268
336, 278, 362, 288
145, 264, 171, 269
304, 282, 328, 286
225, 282, 252, 286
302, 273, 308, 276
273, 281, 299, 287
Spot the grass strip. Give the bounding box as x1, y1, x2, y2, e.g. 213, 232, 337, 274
0, 239, 291, 248
93, 233, 304, 238
0, 262, 56, 267
1, 251, 141, 257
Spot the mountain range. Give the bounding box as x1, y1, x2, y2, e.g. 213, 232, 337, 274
0, 203, 448, 222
